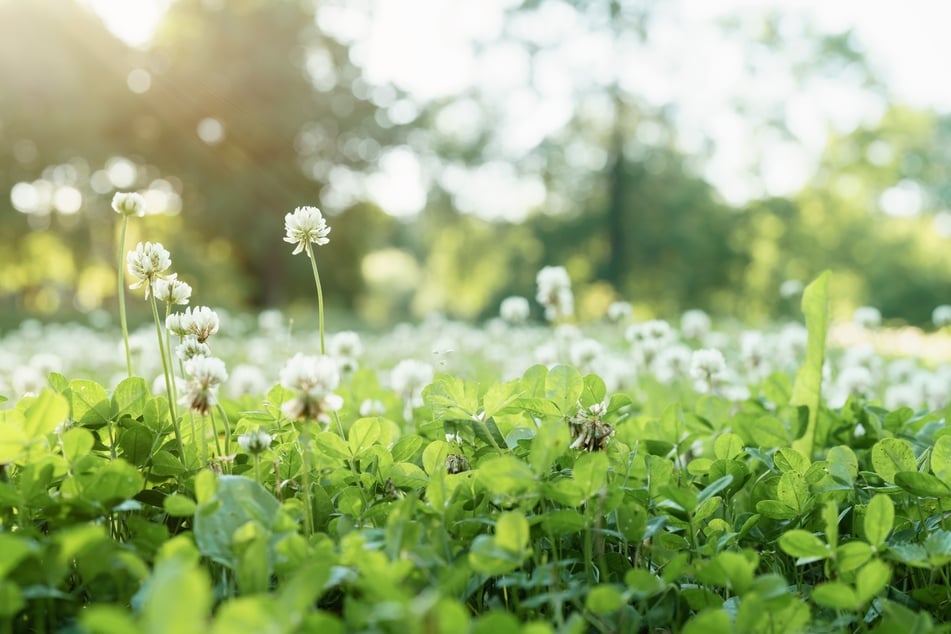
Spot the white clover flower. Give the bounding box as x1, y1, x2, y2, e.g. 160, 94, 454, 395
152, 274, 192, 306
329, 331, 363, 358
390, 359, 434, 419
284, 205, 331, 255
853, 306, 882, 329
279, 353, 343, 421
933, 304, 951, 328
127, 242, 171, 297
238, 429, 273, 455
500, 296, 531, 324
186, 306, 220, 343
690, 348, 727, 393
228, 364, 268, 398
181, 355, 228, 415
535, 266, 574, 321
606, 301, 633, 323
884, 384, 920, 410
165, 312, 189, 337
651, 344, 692, 384
739, 332, 771, 381
569, 338, 603, 371
680, 309, 711, 341
779, 279, 804, 299
835, 365, 874, 401
359, 399, 386, 417
112, 192, 146, 217
175, 334, 210, 361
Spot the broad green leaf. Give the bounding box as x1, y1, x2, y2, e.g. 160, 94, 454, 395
585, 585, 623, 614
895, 471, 951, 498
540, 509, 585, 535
697, 475, 733, 505
347, 417, 381, 457
0, 582, 24, 619
826, 445, 858, 486
776, 471, 809, 515
61, 427, 94, 463
774, 447, 809, 473
495, 511, 530, 556
23, 389, 68, 439
682, 609, 731, 634
313, 431, 350, 461
0, 421, 27, 464
529, 420, 570, 475
615, 503, 647, 542
79, 605, 138, 634
790, 271, 830, 458
386, 463, 429, 489
811, 581, 858, 611
580, 374, 607, 408
779, 530, 830, 564
390, 434, 424, 463
624, 569, 666, 599
476, 456, 536, 496
69, 379, 113, 427
864, 494, 894, 546
871, 438, 916, 484
422, 440, 452, 475
924, 529, 951, 566
423, 375, 479, 420
481, 379, 523, 419
713, 433, 744, 460
573, 452, 609, 498
468, 535, 522, 576
113, 377, 149, 419
835, 541, 872, 573
0, 534, 36, 578
747, 415, 790, 448
855, 560, 891, 604
137, 554, 212, 634
931, 435, 951, 485
545, 365, 584, 415
163, 494, 197, 517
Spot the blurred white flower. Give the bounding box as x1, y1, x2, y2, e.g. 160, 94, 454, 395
853, 306, 882, 329
279, 353, 343, 421
181, 355, 228, 415
680, 309, 711, 340
606, 301, 632, 323
535, 266, 574, 321
329, 331, 363, 358
238, 429, 273, 455
284, 205, 330, 255
127, 242, 171, 297
884, 383, 920, 410
500, 296, 531, 324
651, 344, 692, 384
228, 364, 268, 398
690, 348, 726, 393
933, 304, 951, 328
112, 192, 146, 217
836, 365, 875, 400
152, 274, 192, 306
779, 279, 804, 299
391, 359, 433, 419
569, 338, 602, 371
359, 399, 386, 417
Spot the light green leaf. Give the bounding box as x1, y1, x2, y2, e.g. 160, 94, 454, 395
871, 438, 916, 484
932, 435, 951, 485
23, 389, 68, 439
585, 585, 623, 614
855, 560, 891, 604
545, 365, 584, 415
790, 271, 830, 458
779, 530, 830, 564
811, 582, 858, 610
495, 511, 530, 556
864, 494, 894, 546
347, 417, 381, 457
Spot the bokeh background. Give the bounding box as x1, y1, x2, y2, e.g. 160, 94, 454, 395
2, 0, 950, 330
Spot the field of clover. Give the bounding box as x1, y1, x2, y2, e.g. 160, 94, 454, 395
2, 195, 951, 634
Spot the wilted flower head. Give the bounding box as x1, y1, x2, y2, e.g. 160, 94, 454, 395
238, 429, 273, 455
933, 304, 951, 328
284, 205, 331, 255
853, 306, 882, 329
180, 355, 228, 414
500, 296, 531, 324
535, 266, 574, 321
152, 274, 192, 306
112, 192, 146, 217
279, 353, 343, 421
127, 242, 171, 297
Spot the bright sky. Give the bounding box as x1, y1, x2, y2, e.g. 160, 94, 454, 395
82, 0, 951, 219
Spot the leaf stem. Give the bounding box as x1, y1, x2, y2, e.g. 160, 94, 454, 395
149, 287, 183, 458
305, 243, 326, 355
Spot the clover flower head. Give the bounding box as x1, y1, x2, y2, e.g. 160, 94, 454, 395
390, 359, 433, 419
680, 309, 711, 340
182, 306, 220, 343
127, 242, 171, 297
175, 334, 210, 361
933, 304, 951, 328
166, 311, 190, 337
606, 301, 633, 323
112, 192, 146, 217
229, 364, 268, 398
500, 296, 530, 324
180, 355, 228, 414
690, 348, 727, 393
853, 306, 882, 330
152, 274, 192, 306
329, 331, 363, 358
279, 353, 343, 421
535, 266, 574, 321
238, 429, 273, 455
284, 205, 331, 255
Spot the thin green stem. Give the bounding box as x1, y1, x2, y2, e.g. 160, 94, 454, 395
149, 288, 183, 458
208, 409, 223, 462
215, 404, 232, 469
117, 216, 133, 377
300, 425, 314, 537
305, 243, 326, 355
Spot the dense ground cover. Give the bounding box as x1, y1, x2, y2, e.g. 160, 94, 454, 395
2, 206, 951, 633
